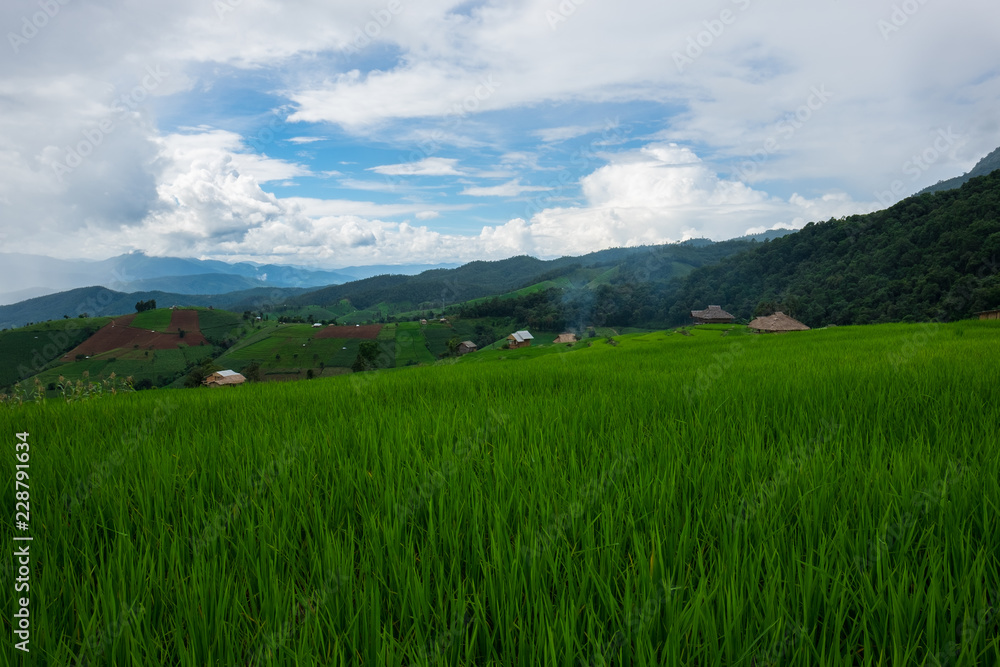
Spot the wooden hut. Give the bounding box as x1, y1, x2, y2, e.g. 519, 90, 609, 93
691, 305, 735, 324
457, 341, 477, 355
747, 312, 810, 333
204, 370, 246, 387
976, 309, 1000, 320
553, 333, 578, 344
507, 330, 534, 349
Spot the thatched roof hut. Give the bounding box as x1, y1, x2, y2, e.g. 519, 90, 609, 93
204, 370, 246, 387
691, 305, 735, 324
554, 333, 578, 344
457, 341, 477, 355
747, 312, 810, 333
976, 309, 1000, 320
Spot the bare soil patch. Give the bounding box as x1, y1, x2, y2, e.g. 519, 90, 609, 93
62, 310, 208, 359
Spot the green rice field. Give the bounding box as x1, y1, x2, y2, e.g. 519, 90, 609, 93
395, 322, 437, 366
1, 321, 998, 665
130, 309, 173, 332
196, 309, 244, 344
31, 345, 210, 389
0, 318, 110, 388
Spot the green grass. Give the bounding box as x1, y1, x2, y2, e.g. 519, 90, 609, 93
422, 323, 459, 358
395, 324, 436, 366
0, 318, 111, 388
216, 322, 372, 373
196, 309, 244, 344
130, 308, 173, 331
31, 346, 212, 389
3, 320, 999, 665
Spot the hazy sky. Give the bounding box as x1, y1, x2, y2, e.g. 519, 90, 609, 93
0, 0, 997, 269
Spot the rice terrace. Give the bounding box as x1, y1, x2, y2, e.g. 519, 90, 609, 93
3, 3, 1000, 664
61, 309, 210, 359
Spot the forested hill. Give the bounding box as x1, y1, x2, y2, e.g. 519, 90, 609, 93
666, 170, 1000, 326
919, 145, 1000, 195
289, 240, 758, 311
456, 170, 1000, 331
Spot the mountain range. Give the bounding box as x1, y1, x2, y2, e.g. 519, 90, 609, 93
0, 253, 461, 306
1, 144, 998, 331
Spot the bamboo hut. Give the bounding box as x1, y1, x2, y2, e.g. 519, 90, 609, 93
204, 370, 246, 387
691, 305, 735, 324
747, 312, 810, 333
507, 330, 534, 348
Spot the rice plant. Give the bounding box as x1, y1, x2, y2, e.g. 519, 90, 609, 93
1, 321, 998, 665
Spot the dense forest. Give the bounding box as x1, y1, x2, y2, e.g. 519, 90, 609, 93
459, 171, 1000, 330
290, 240, 761, 312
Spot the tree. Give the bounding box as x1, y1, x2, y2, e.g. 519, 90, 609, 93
352, 340, 381, 372
184, 360, 221, 388
243, 362, 262, 383
446, 336, 461, 356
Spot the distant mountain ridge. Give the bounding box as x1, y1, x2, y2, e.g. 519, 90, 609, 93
0, 251, 471, 306
0, 239, 761, 329
0, 285, 311, 331
919, 145, 1000, 195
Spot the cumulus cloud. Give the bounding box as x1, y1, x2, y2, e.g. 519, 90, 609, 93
478, 143, 880, 258
0, 0, 997, 268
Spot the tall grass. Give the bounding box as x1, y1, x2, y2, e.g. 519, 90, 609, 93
1, 322, 998, 665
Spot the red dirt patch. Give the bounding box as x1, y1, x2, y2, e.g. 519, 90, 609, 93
313, 324, 383, 340
166, 308, 202, 334
61, 310, 208, 360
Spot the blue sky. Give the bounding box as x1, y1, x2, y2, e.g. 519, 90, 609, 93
1, 0, 997, 270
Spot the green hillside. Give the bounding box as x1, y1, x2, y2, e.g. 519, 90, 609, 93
665, 171, 1000, 326
919, 145, 1000, 195
288, 241, 756, 313
3, 321, 998, 664
0, 317, 110, 388
457, 171, 1000, 330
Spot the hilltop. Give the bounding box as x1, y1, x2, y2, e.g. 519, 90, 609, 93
919, 145, 1000, 195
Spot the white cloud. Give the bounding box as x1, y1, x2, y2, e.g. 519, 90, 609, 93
368, 157, 466, 176
416, 210, 440, 220
533, 122, 618, 143
1, 0, 997, 269
476, 143, 880, 258
460, 179, 552, 197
